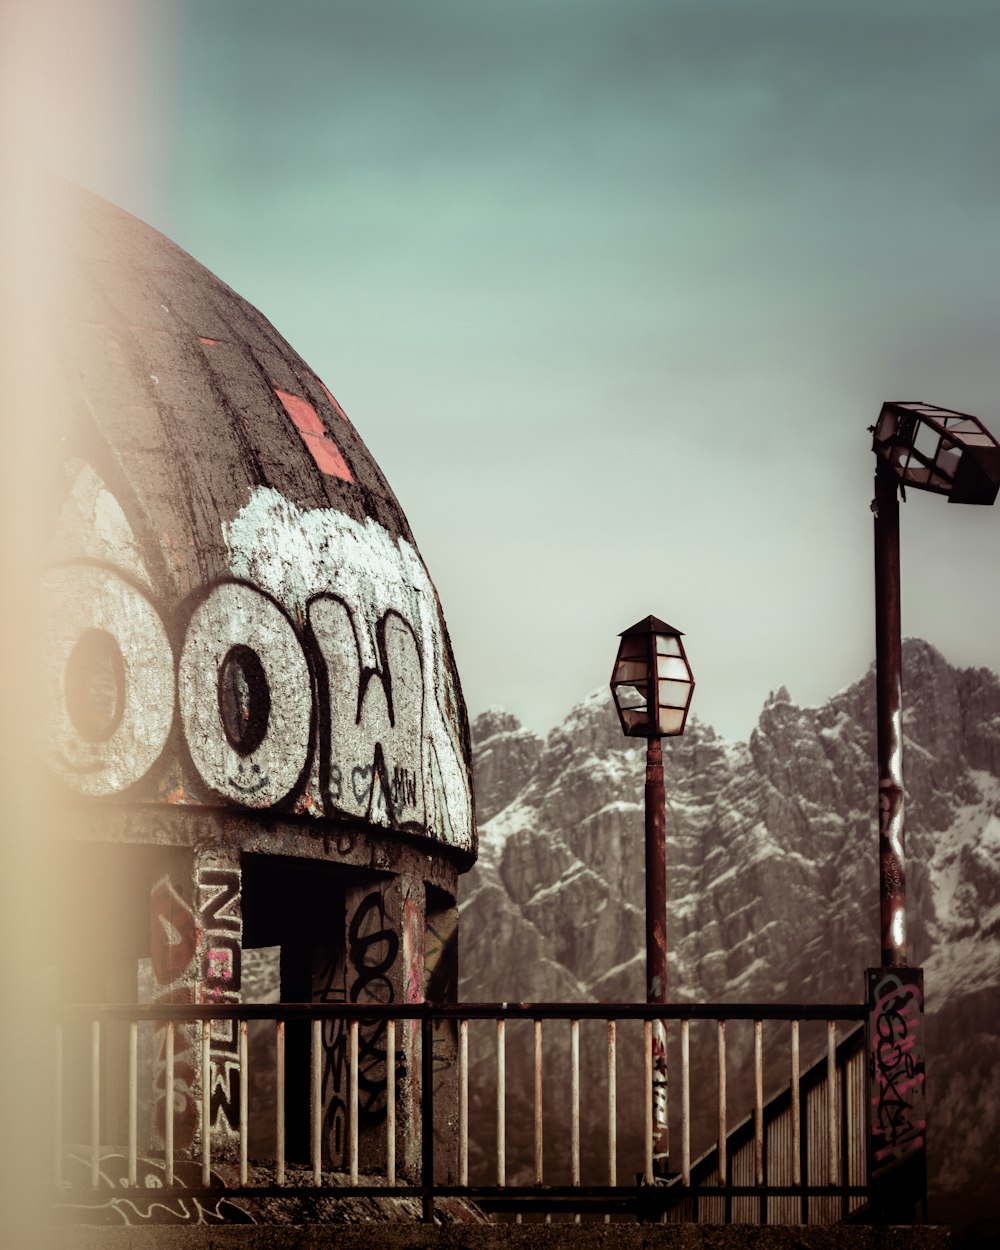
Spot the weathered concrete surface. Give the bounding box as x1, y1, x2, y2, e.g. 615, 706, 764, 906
47, 185, 475, 856
47, 1223, 951, 1250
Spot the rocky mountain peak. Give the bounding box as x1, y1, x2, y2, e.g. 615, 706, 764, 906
470, 708, 543, 826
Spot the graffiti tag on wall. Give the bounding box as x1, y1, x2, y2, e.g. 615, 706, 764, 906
43, 474, 473, 850
318, 889, 401, 1164
150, 877, 199, 1150
53, 1154, 253, 1226
149, 861, 242, 1151
197, 862, 242, 1140
867, 967, 926, 1180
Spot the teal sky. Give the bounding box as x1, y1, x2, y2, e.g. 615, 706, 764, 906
34, 0, 1000, 740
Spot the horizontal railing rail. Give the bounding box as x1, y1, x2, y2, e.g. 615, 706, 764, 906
50, 999, 869, 1226
55, 1001, 868, 1022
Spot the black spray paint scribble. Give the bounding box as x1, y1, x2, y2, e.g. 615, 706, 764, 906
868, 969, 926, 1179
319, 891, 401, 1163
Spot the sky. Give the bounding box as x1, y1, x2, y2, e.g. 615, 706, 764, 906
13, 0, 1000, 742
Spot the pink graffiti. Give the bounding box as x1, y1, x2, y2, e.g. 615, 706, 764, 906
149, 877, 201, 1150
150, 878, 198, 985
206, 947, 234, 980
869, 970, 925, 1178
403, 897, 423, 1005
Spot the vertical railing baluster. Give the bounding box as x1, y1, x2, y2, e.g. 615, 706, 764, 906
790, 1019, 801, 1188
607, 1019, 617, 1223
164, 1022, 175, 1187
421, 1008, 435, 1224
276, 1020, 286, 1186
458, 1019, 468, 1188
534, 1018, 543, 1187
311, 1018, 322, 1185
717, 1020, 727, 1189
90, 1020, 100, 1189
840, 1043, 851, 1222
128, 1021, 138, 1188
571, 1018, 580, 1224
643, 1019, 653, 1185
239, 1019, 249, 1187
801, 1059, 810, 1226
810, 1078, 819, 1223
827, 1019, 838, 1188
53, 1023, 63, 1186
496, 1016, 506, 1187
201, 1019, 212, 1188
753, 1019, 764, 1188
349, 1019, 360, 1185
386, 1017, 396, 1186
680, 1018, 690, 1187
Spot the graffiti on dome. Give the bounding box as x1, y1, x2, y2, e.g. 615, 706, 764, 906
42, 473, 472, 849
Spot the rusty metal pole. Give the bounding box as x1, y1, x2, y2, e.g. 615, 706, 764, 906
645, 735, 669, 1175
873, 462, 907, 967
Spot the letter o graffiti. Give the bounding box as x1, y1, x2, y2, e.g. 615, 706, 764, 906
178, 582, 312, 807
42, 564, 175, 796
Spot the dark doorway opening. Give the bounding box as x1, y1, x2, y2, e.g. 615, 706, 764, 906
242, 854, 347, 1163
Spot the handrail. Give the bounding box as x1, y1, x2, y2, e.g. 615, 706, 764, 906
659, 1021, 868, 1225
54, 1000, 866, 1022
51, 999, 870, 1226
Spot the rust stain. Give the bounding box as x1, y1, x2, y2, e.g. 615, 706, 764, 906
160, 764, 194, 805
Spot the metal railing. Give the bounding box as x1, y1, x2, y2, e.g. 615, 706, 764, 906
51, 1000, 868, 1225
660, 1020, 867, 1225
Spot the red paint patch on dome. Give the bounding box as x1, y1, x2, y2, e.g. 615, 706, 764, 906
199, 336, 222, 346
299, 431, 354, 479
277, 388, 324, 436
275, 388, 353, 481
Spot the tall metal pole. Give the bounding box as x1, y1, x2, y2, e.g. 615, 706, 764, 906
645, 736, 669, 1174
873, 461, 907, 967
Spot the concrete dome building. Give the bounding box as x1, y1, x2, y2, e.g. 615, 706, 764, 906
45, 188, 476, 1190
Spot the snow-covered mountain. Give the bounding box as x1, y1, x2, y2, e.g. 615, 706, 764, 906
458, 639, 1000, 1212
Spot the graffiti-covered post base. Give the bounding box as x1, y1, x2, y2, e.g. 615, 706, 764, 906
865, 967, 927, 1223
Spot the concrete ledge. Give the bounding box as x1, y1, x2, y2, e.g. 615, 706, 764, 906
47, 1222, 951, 1250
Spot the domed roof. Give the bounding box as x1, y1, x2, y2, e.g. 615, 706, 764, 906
43, 187, 475, 857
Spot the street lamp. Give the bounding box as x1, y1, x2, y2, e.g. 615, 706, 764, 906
610, 615, 695, 1178
870, 402, 1000, 967
867, 402, 1000, 1221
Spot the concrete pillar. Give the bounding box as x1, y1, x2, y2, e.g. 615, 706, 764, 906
148, 845, 242, 1158
194, 845, 243, 1155
319, 873, 425, 1178
425, 889, 459, 1182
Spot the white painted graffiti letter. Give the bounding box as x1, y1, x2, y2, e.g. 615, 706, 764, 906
309, 597, 425, 827
42, 563, 175, 796
178, 582, 312, 807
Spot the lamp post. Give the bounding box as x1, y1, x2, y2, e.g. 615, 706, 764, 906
610, 616, 695, 1179
870, 402, 1000, 965
867, 402, 1000, 1219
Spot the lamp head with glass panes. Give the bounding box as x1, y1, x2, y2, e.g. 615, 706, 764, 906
872, 402, 1000, 505
610, 615, 695, 739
